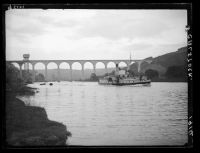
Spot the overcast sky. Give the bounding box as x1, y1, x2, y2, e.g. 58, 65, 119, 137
6, 9, 187, 63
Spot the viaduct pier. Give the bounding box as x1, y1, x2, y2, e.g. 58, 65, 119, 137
6, 54, 152, 82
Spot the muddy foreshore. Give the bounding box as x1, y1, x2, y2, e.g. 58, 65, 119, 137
6, 86, 71, 147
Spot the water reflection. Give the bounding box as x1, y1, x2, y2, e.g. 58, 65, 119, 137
45, 88, 48, 107
20, 82, 188, 146
58, 88, 61, 96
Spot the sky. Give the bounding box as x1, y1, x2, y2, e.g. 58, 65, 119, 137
5, 9, 187, 69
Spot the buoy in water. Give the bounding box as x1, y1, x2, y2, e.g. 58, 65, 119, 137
49, 83, 53, 86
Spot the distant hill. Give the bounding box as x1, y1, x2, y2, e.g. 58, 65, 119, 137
151, 46, 187, 68
130, 46, 187, 77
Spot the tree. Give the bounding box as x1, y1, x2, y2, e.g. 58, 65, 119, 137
6, 63, 23, 90
128, 69, 135, 77
90, 73, 98, 81
6, 63, 20, 83
35, 73, 45, 82
104, 73, 109, 77
145, 69, 159, 79
165, 65, 187, 78
22, 70, 33, 83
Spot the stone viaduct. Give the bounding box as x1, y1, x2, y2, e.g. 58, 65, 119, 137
6, 58, 152, 82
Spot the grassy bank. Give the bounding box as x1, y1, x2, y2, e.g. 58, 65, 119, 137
6, 87, 71, 147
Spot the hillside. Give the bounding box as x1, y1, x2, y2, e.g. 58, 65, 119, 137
130, 46, 187, 77
151, 46, 187, 68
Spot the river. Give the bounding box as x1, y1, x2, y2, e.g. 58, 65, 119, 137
18, 82, 188, 146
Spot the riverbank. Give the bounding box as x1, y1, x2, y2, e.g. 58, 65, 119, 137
78, 79, 187, 83
6, 87, 71, 147
150, 77, 187, 82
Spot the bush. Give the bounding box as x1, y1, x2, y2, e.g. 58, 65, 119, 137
35, 73, 45, 82
6, 63, 22, 90
22, 70, 33, 83
90, 73, 98, 81
165, 65, 187, 78
145, 69, 159, 79
128, 69, 135, 77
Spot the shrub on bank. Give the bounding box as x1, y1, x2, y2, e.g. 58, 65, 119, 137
6, 95, 71, 146
5, 63, 72, 146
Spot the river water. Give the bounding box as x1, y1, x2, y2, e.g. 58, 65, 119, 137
18, 82, 188, 146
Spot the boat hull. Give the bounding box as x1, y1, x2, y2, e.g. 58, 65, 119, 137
98, 80, 151, 86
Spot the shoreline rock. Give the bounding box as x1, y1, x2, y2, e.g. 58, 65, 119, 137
6, 92, 71, 146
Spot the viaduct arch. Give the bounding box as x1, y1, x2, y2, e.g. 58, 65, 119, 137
7, 59, 152, 82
